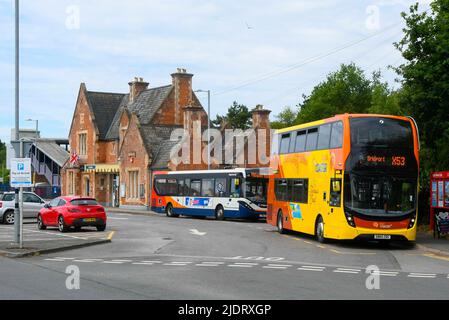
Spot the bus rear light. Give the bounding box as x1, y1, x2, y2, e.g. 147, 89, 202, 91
345, 212, 356, 228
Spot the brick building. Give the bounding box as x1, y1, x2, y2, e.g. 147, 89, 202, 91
62, 69, 271, 209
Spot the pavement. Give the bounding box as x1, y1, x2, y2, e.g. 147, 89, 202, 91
0, 221, 114, 258
416, 231, 449, 257
1, 210, 449, 299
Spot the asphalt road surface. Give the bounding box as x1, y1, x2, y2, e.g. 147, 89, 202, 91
1, 211, 448, 299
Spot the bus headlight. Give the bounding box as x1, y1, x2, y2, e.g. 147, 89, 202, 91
345, 212, 356, 228
408, 215, 416, 229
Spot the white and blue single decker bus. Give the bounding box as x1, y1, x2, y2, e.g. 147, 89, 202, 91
151, 168, 268, 220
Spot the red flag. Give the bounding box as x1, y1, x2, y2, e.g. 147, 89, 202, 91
70, 152, 79, 165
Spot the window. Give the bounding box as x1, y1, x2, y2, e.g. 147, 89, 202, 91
166, 179, 178, 195
128, 170, 139, 199
23, 193, 42, 203
68, 171, 75, 195
291, 179, 308, 203
275, 178, 308, 203
201, 179, 215, 197
71, 199, 98, 206
279, 133, 291, 154
57, 199, 66, 207
230, 178, 242, 197
3, 193, 15, 201
317, 124, 331, 149
155, 178, 166, 195
215, 178, 227, 197
177, 180, 185, 196
289, 132, 297, 153
294, 130, 307, 152
78, 133, 87, 155
275, 179, 288, 201
306, 128, 318, 151
330, 121, 343, 149
329, 178, 342, 207
190, 180, 201, 196
49, 198, 60, 207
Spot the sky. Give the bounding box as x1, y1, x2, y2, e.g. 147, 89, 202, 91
0, 0, 432, 143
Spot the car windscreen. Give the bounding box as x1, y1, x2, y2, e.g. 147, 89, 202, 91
70, 199, 98, 206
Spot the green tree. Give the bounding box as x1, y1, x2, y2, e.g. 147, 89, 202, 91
394, 0, 449, 176
296, 63, 373, 124
270, 106, 298, 129
0, 139, 9, 184
213, 101, 252, 130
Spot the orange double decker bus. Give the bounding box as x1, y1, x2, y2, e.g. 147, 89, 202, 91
266, 114, 420, 243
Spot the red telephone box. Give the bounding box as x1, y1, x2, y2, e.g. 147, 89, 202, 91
430, 171, 449, 235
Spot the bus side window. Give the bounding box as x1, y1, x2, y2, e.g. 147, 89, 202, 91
330, 121, 343, 149
215, 178, 227, 197
330, 178, 342, 207
177, 179, 184, 196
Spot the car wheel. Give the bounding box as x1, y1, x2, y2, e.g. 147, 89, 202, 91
96, 225, 106, 232
58, 216, 70, 233
277, 211, 285, 234
4, 211, 14, 225
37, 215, 46, 230
315, 216, 326, 243
215, 205, 225, 221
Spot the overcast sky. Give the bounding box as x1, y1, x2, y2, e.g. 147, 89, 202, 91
0, 0, 431, 143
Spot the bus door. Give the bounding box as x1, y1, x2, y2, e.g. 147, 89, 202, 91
225, 177, 242, 211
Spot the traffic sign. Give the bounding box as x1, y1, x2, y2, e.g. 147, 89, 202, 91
10, 158, 32, 188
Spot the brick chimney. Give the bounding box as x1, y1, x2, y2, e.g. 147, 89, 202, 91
171, 68, 193, 125
128, 77, 149, 103
251, 104, 271, 167
251, 104, 271, 129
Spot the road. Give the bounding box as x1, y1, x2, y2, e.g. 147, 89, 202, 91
1, 210, 448, 299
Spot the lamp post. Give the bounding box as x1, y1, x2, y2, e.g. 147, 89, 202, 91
26, 118, 38, 190
194, 90, 211, 170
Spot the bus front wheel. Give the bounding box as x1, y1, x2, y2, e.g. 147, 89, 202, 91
315, 216, 326, 243
215, 205, 225, 221
277, 211, 285, 234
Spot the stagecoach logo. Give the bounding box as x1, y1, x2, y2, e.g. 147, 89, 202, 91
315, 163, 327, 173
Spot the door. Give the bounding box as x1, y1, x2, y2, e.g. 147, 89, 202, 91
22, 193, 45, 218
47, 198, 61, 226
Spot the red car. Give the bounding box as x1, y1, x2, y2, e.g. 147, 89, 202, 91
37, 196, 107, 232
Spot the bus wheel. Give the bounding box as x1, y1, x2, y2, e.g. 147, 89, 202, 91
215, 205, 225, 221
277, 211, 285, 234
166, 204, 178, 218
315, 216, 326, 243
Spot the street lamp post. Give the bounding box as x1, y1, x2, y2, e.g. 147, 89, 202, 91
194, 90, 211, 170
26, 118, 38, 190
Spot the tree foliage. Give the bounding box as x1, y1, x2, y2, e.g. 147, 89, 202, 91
212, 101, 252, 130
0, 139, 9, 184
394, 0, 449, 183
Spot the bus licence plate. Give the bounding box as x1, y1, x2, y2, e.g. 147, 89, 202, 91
374, 234, 391, 240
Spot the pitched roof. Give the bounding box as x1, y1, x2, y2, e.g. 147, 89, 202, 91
104, 85, 173, 140
138, 125, 183, 169
127, 85, 173, 124
85, 91, 126, 140
34, 140, 70, 167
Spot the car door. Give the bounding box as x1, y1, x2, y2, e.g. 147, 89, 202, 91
23, 193, 45, 218
46, 198, 61, 226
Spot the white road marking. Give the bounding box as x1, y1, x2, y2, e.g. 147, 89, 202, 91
73, 259, 102, 263
196, 264, 220, 267
228, 263, 255, 268
54, 257, 75, 260
407, 273, 436, 278
20, 228, 88, 240
107, 217, 129, 220
109, 259, 132, 263
333, 268, 361, 274
102, 261, 126, 264
140, 260, 162, 263
44, 258, 65, 262
132, 262, 155, 265
189, 229, 207, 236
298, 266, 325, 272
372, 271, 399, 277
